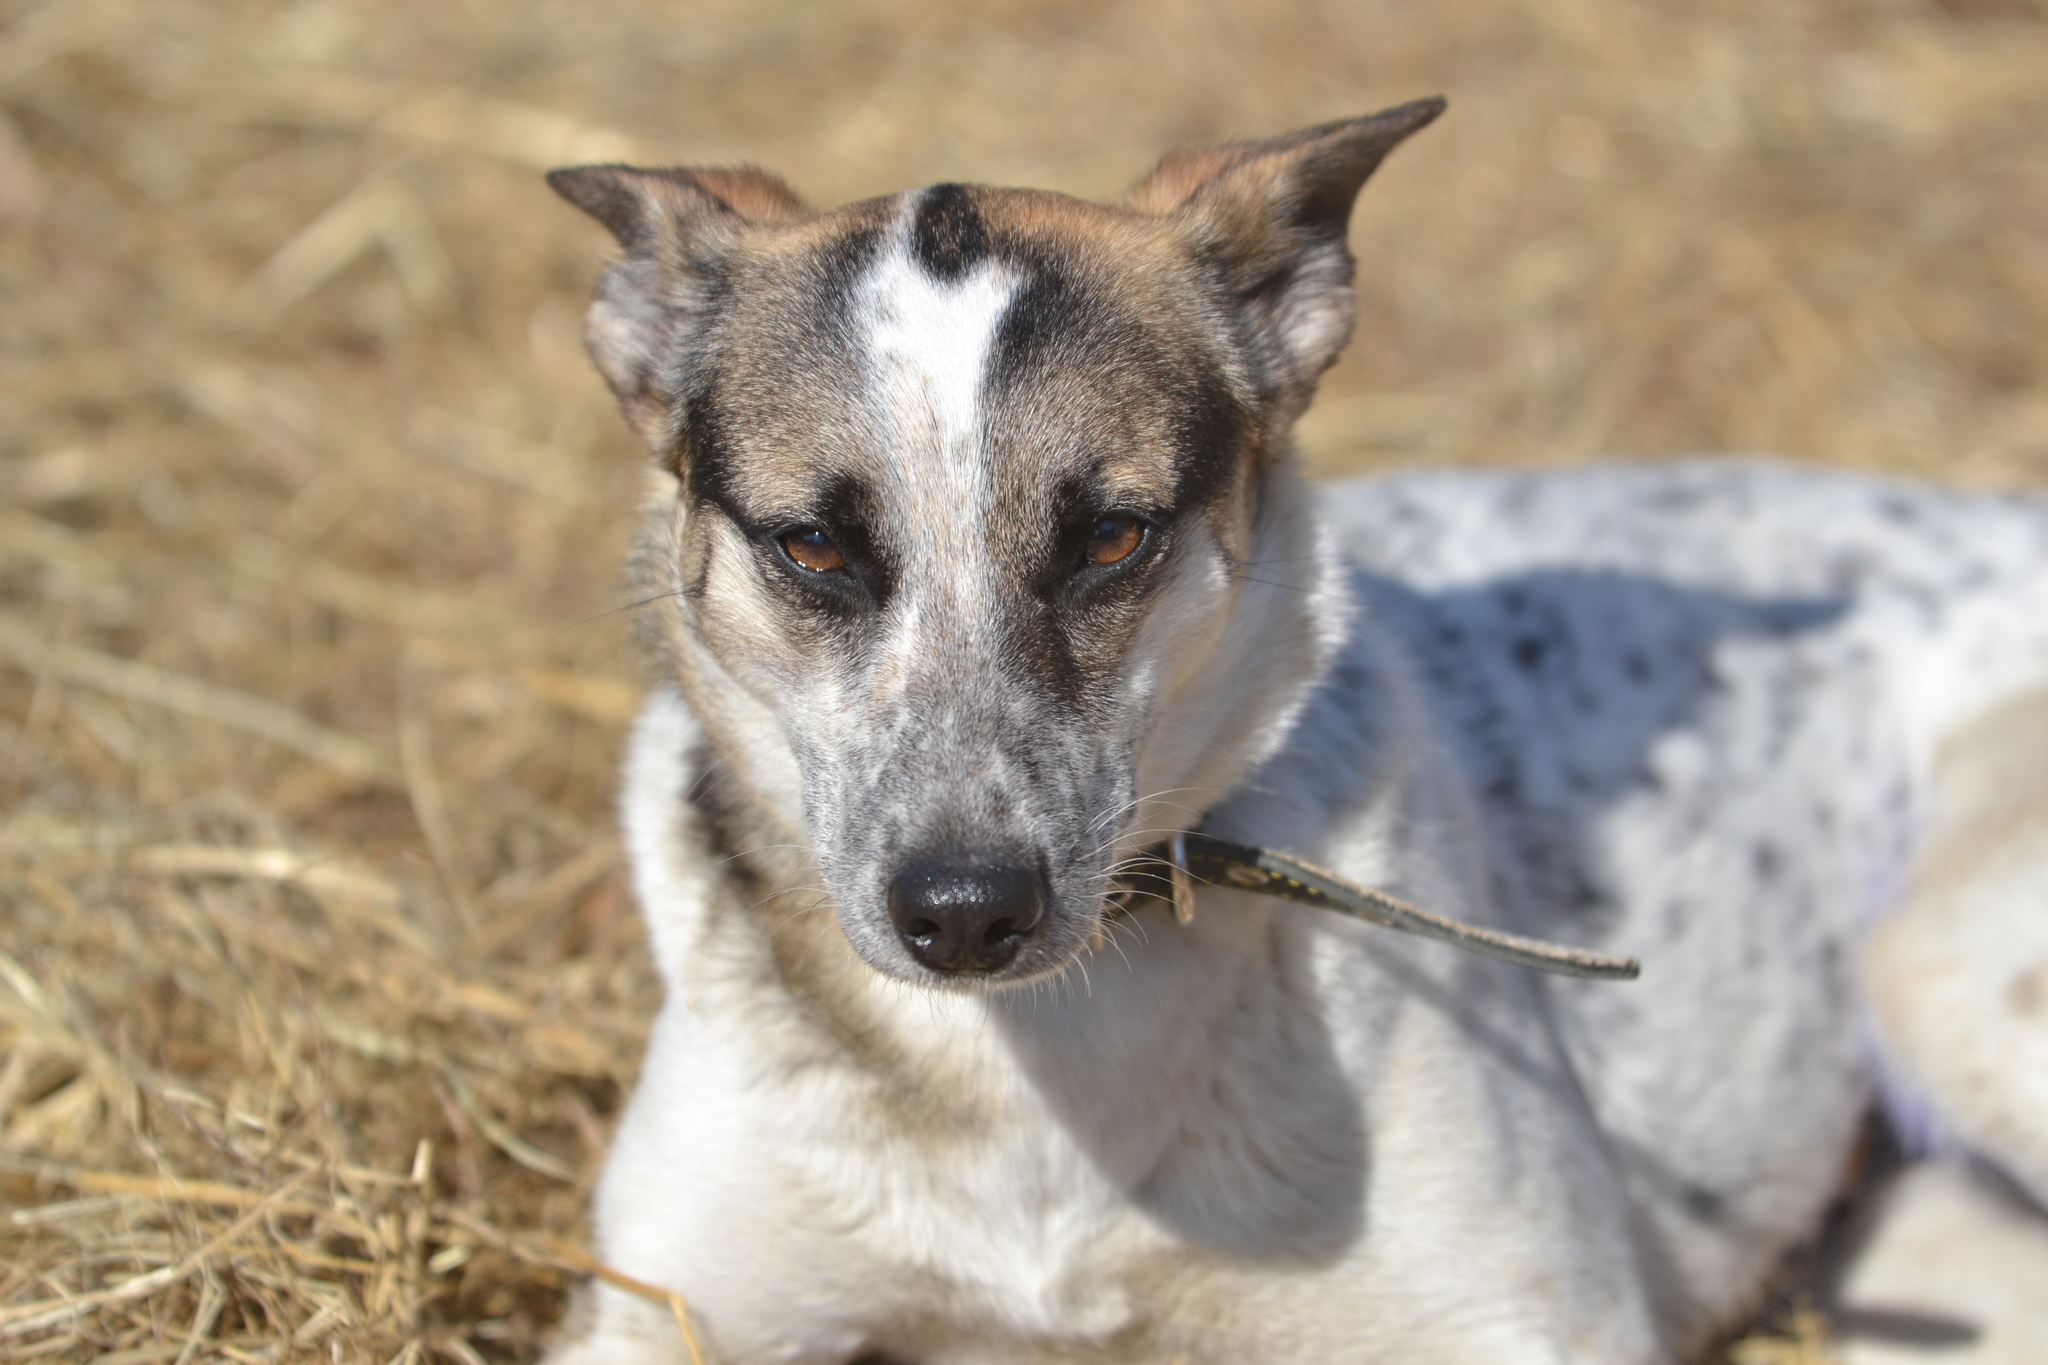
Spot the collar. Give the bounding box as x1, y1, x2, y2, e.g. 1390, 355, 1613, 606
1109, 830, 1639, 981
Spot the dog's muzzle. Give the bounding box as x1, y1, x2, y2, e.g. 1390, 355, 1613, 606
886, 853, 1046, 975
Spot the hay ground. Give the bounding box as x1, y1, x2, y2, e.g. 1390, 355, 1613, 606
2, 0, 2045, 1360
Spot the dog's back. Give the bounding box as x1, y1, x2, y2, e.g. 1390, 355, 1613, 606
1289, 459, 2048, 1329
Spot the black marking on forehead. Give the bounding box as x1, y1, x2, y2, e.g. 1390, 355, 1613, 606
679, 221, 881, 493
681, 386, 737, 510
1168, 368, 1249, 514
806, 222, 886, 330
988, 254, 1248, 517
989, 256, 1090, 382
732, 222, 883, 384
911, 184, 989, 282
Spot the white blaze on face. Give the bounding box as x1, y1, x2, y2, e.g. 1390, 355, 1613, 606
856, 210, 1019, 682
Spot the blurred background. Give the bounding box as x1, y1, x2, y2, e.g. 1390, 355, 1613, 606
2, 0, 2045, 1360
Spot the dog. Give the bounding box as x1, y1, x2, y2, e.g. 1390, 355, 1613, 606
539, 99, 2048, 1362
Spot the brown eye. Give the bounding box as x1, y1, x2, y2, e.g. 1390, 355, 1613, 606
781, 527, 845, 573
1086, 514, 1145, 566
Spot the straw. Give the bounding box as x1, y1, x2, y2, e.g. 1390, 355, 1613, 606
4, 1, 2043, 1359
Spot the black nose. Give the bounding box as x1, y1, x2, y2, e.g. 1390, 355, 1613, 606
886, 854, 1046, 975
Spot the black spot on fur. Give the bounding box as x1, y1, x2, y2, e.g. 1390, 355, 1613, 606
911, 184, 988, 282
803, 224, 885, 342
989, 259, 1244, 518
682, 390, 738, 509
1167, 368, 1248, 514
1683, 1185, 1725, 1223
1877, 494, 1921, 525
990, 260, 1087, 379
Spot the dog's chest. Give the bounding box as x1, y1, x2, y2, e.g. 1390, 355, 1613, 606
679, 991, 1181, 1346
671, 910, 1430, 1354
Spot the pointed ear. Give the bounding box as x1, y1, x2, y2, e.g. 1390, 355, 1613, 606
1126, 99, 1443, 427
547, 164, 807, 448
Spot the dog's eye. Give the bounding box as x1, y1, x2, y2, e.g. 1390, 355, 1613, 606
1086, 515, 1145, 566
781, 527, 845, 573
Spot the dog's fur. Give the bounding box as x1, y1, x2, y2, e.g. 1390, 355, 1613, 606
541, 102, 2048, 1363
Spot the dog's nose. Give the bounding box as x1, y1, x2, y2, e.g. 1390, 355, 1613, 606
886, 855, 1045, 975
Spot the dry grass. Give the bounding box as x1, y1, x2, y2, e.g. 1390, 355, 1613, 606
2, 0, 2045, 1360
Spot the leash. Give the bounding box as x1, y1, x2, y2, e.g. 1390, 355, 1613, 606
1111, 831, 1641, 981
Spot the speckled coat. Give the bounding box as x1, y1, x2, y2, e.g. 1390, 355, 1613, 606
540, 104, 2048, 1364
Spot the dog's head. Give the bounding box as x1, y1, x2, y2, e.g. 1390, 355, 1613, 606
551, 101, 1441, 987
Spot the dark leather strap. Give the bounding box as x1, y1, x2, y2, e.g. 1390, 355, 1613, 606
1115, 832, 1641, 981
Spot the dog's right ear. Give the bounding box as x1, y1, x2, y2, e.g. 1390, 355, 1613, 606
548, 165, 806, 451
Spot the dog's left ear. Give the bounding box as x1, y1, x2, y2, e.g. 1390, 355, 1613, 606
547, 164, 807, 453
1126, 98, 1444, 426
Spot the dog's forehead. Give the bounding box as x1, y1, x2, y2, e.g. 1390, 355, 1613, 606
702, 185, 1243, 518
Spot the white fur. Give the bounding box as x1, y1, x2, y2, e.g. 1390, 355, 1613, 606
857, 222, 1016, 548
